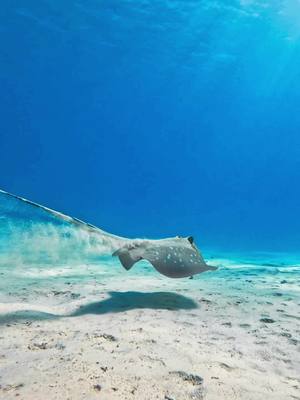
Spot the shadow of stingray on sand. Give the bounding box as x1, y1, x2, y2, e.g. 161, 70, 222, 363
0, 291, 198, 324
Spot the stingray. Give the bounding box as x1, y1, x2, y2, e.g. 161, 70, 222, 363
0, 189, 217, 278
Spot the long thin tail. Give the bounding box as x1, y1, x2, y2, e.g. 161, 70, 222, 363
0, 188, 102, 233
0, 188, 129, 253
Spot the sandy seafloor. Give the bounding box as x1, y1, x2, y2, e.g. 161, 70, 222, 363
0, 254, 299, 400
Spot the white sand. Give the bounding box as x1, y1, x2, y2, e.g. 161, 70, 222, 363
0, 274, 299, 400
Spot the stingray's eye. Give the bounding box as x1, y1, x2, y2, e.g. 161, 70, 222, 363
187, 236, 194, 244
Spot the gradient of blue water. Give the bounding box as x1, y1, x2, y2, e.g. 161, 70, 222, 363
1, 1, 300, 253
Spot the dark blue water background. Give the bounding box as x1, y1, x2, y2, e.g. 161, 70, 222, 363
1, 1, 300, 254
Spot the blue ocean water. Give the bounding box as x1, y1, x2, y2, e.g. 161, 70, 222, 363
1, 1, 300, 253
0, 2, 300, 310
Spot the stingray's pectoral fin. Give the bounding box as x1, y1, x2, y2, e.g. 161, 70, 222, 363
112, 246, 143, 271
207, 265, 218, 271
